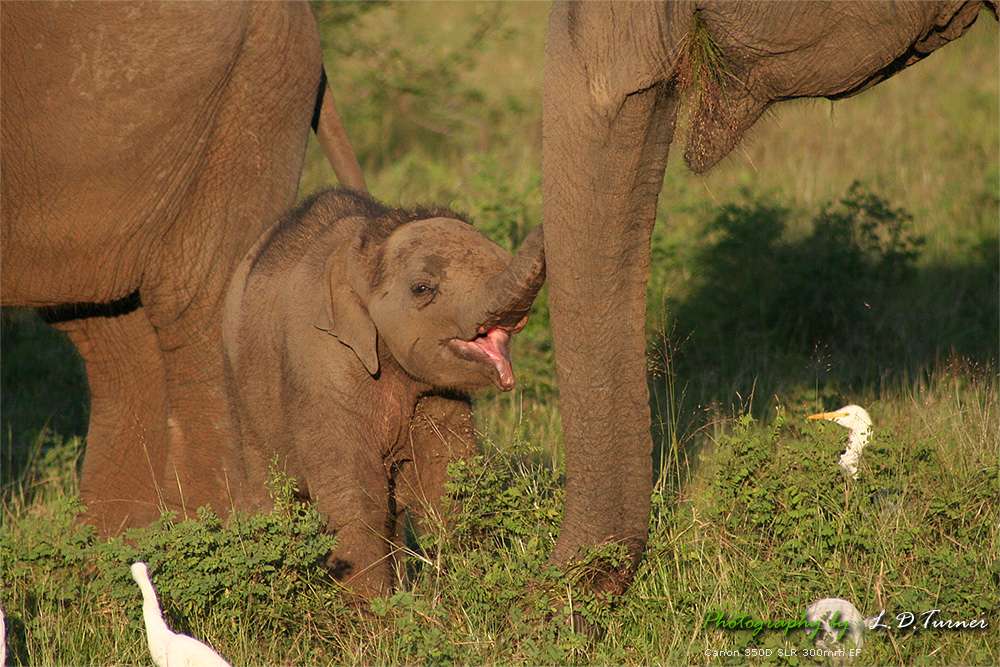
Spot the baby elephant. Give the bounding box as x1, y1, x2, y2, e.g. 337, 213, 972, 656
223, 188, 544, 596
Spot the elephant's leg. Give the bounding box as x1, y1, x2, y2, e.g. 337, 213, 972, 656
240, 442, 276, 513
52, 307, 168, 534
311, 457, 395, 598
139, 3, 322, 517
543, 3, 682, 592
393, 394, 476, 536
147, 323, 243, 518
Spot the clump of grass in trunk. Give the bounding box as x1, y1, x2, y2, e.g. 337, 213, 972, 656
683, 12, 729, 90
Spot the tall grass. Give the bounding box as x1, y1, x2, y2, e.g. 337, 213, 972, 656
2, 4, 997, 665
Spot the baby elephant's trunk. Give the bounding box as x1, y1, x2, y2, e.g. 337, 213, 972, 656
480, 225, 546, 328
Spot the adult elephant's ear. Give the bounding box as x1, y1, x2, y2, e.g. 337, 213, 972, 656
318, 260, 379, 376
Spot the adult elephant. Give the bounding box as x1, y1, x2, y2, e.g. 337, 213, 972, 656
1, 2, 367, 532
542, 1, 994, 590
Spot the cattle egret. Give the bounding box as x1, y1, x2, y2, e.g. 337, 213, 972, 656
130, 562, 232, 667
808, 405, 872, 479
807, 597, 867, 658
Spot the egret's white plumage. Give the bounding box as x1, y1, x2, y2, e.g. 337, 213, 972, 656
130, 562, 231, 667
807, 597, 868, 658
808, 405, 872, 479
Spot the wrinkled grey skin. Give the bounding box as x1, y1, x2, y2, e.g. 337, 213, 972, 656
223, 189, 545, 596
542, 1, 995, 592
1, 2, 364, 534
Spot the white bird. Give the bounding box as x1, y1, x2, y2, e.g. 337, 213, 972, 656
130, 562, 232, 667
807, 597, 868, 663
807, 405, 872, 479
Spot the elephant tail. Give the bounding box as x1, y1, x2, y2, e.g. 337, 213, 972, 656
311, 67, 368, 193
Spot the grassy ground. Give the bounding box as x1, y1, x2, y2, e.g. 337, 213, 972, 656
2, 4, 998, 665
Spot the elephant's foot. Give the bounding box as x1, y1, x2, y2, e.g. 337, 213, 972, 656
301, 454, 396, 598
53, 307, 168, 535
324, 507, 396, 599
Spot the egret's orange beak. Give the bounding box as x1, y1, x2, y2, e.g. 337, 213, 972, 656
807, 411, 848, 421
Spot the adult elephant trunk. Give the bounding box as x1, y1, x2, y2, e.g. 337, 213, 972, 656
480, 225, 546, 329
542, 2, 687, 592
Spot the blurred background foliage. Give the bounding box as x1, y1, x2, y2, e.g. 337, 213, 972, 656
3, 0, 997, 481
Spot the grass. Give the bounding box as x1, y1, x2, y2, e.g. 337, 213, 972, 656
2, 3, 998, 665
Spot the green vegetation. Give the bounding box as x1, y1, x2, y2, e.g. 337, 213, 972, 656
3, 4, 997, 664
680, 11, 730, 92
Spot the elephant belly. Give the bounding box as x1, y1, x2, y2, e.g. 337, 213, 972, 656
0, 1, 251, 305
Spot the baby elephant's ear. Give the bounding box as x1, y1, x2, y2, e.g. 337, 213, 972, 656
321, 265, 379, 376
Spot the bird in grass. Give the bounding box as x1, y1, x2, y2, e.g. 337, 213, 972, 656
130, 562, 232, 667
808, 405, 872, 479
807, 597, 867, 659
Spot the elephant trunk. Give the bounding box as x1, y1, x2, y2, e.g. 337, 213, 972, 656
479, 225, 546, 329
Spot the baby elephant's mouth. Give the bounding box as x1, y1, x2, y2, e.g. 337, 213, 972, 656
447, 316, 527, 391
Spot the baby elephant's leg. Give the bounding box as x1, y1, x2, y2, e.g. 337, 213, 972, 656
394, 394, 476, 536
310, 452, 395, 598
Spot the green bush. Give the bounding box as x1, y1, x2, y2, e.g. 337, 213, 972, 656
701, 410, 999, 618
675, 182, 924, 359
1, 467, 342, 660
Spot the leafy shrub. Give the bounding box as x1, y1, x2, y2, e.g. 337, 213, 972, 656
1, 468, 342, 655
365, 441, 636, 665
700, 410, 999, 619
443, 444, 562, 550
676, 182, 924, 359
649, 183, 933, 420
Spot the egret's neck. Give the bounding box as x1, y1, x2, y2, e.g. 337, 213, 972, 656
847, 426, 871, 454
136, 577, 172, 641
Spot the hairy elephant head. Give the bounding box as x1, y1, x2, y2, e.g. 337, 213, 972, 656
678, 1, 990, 172
317, 192, 545, 392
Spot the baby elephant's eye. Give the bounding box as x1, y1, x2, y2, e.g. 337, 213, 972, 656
410, 282, 437, 297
